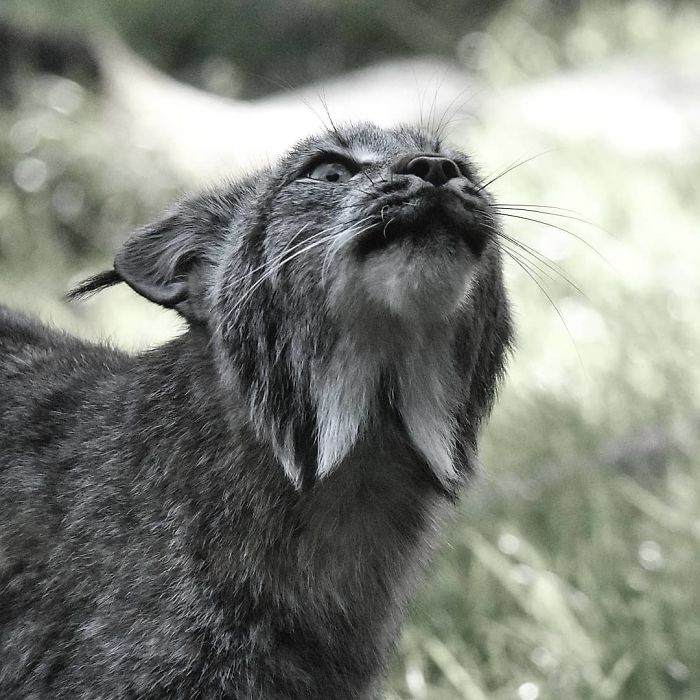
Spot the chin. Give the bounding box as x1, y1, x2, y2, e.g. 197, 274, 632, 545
358, 242, 475, 322
352, 189, 484, 322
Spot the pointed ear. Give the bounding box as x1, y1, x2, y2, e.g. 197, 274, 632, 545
115, 193, 232, 323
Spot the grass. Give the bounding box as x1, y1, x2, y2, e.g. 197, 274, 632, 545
1, 2, 699, 698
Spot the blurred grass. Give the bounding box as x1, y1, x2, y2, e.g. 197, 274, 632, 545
1, 1, 699, 699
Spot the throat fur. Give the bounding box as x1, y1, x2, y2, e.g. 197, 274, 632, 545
313, 320, 460, 486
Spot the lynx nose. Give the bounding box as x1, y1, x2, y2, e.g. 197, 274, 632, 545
392, 154, 461, 187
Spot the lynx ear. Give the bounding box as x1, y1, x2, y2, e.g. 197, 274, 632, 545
115, 194, 232, 323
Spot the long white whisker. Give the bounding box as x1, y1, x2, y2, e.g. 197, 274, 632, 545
231, 237, 336, 319
231, 217, 355, 302
217, 221, 355, 338
230, 218, 373, 320
236, 217, 356, 289
231, 222, 312, 289
495, 211, 611, 265
321, 217, 376, 288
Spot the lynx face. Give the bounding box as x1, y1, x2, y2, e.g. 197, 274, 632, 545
249, 124, 496, 325
77, 123, 510, 490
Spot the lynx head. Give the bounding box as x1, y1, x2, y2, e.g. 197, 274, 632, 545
74, 123, 513, 491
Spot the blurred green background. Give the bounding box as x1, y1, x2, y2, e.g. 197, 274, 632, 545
1, 1, 699, 698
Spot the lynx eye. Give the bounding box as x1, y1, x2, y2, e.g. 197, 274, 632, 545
307, 162, 354, 183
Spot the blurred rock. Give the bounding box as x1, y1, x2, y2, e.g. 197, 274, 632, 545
99, 40, 480, 184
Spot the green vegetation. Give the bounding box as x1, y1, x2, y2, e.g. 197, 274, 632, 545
3, 0, 695, 98
1, 1, 698, 698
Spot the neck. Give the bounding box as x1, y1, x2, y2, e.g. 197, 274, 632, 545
133, 328, 452, 695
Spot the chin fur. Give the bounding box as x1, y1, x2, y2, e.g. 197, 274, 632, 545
358, 244, 475, 321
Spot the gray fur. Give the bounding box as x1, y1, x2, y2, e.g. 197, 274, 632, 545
0, 123, 512, 698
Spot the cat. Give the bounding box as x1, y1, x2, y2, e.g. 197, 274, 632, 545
0, 122, 512, 699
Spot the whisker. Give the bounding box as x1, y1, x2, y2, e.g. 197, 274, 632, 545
500, 246, 584, 369
232, 223, 312, 288
500, 239, 564, 288
495, 211, 610, 265
478, 216, 579, 288
382, 217, 393, 239
426, 71, 448, 134
213, 220, 354, 343
476, 151, 552, 192
495, 204, 607, 234
317, 88, 347, 146
234, 216, 376, 319
433, 87, 476, 141
491, 229, 586, 297
496, 203, 584, 215
414, 68, 426, 133
230, 219, 351, 290
229, 219, 366, 318
232, 235, 337, 320
361, 170, 377, 188
501, 242, 557, 289
434, 112, 474, 137
245, 72, 336, 135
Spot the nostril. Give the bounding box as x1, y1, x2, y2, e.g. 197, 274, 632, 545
440, 159, 460, 181
403, 155, 460, 187
409, 159, 431, 181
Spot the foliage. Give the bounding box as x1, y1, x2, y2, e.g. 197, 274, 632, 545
385, 4, 700, 685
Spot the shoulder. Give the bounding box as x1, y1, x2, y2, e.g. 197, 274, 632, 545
0, 304, 79, 356
0, 305, 126, 380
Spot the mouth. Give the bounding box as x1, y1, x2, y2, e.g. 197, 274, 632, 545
355, 186, 490, 258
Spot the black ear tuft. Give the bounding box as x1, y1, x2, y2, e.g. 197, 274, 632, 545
67, 269, 123, 301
